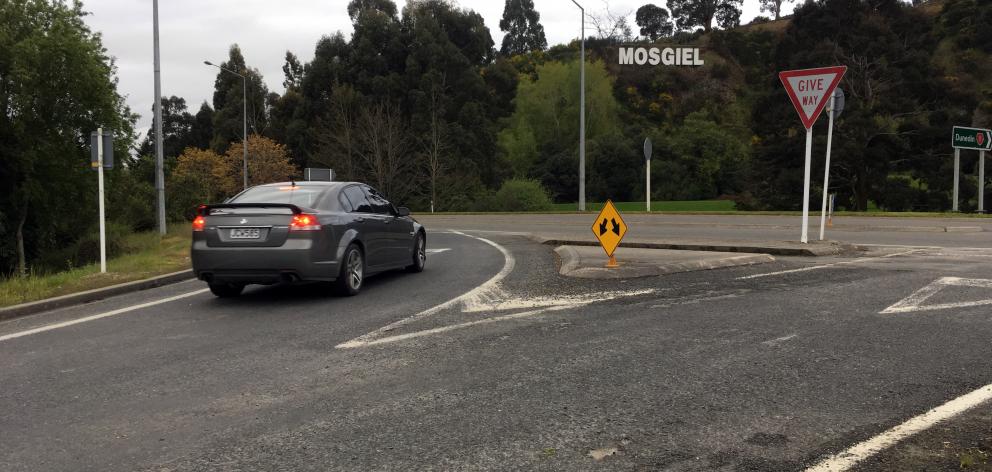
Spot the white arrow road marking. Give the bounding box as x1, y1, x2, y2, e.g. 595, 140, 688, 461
881, 277, 992, 314
0, 289, 210, 342
426, 248, 450, 254
805, 384, 992, 472
340, 289, 655, 348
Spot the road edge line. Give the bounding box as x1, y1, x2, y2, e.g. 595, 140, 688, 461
805, 384, 992, 471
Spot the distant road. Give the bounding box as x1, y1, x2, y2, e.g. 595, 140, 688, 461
416, 213, 992, 248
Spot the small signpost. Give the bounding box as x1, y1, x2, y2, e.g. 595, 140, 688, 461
90, 128, 114, 273
779, 65, 847, 243
644, 138, 652, 212
951, 126, 992, 212
818, 87, 843, 241
591, 200, 628, 268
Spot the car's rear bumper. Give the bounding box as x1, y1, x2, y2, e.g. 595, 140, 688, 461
191, 239, 339, 284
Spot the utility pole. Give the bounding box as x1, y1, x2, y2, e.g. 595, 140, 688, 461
153, 0, 166, 234
571, 0, 585, 211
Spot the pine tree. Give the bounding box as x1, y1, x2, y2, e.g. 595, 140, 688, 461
498, 0, 547, 56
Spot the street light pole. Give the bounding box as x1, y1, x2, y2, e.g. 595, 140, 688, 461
204, 60, 248, 190
152, 0, 166, 235
570, 0, 586, 212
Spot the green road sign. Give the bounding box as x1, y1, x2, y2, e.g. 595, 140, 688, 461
952, 126, 992, 151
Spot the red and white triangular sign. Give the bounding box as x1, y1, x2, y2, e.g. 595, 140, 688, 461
779, 66, 847, 129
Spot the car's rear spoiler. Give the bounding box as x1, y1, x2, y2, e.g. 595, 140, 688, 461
197, 203, 309, 215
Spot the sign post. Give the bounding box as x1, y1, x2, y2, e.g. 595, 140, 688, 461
779, 66, 847, 243
591, 200, 628, 268
818, 88, 843, 241
951, 126, 992, 212
644, 138, 652, 212
90, 128, 112, 273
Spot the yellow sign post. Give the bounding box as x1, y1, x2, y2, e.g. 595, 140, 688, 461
591, 200, 628, 268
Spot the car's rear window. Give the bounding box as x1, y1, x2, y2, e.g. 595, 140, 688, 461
231, 185, 324, 207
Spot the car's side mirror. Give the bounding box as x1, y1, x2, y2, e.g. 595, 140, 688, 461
396, 206, 410, 217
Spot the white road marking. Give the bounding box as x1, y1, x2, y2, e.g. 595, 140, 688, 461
881, 277, 992, 314
0, 289, 210, 342
337, 230, 515, 348
736, 250, 920, 280
805, 384, 992, 472
761, 333, 797, 346
346, 289, 656, 348
358, 306, 568, 346
426, 248, 451, 254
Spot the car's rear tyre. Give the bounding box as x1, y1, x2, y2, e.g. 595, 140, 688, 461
208, 282, 244, 298
335, 244, 364, 296
406, 232, 426, 273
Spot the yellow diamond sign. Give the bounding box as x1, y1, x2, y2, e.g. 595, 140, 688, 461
591, 199, 628, 258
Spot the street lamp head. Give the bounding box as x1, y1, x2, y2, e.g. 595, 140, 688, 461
203, 60, 214, 66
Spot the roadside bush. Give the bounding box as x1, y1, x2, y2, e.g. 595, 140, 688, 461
33, 222, 135, 273
487, 179, 553, 211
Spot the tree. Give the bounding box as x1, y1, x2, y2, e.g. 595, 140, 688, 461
169, 147, 231, 206
347, 0, 398, 22
666, 0, 742, 32
635, 4, 674, 40
209, 45, 269, 153
0, 0, 134, 276
589, 4, 634, 42
758, 0, 792, 20
281, 51, 304, 89
499, 0, 548, 55
498, 60, 620, 198
355, 102, 414, 201
188, 102, 214, 150
221, 135, 299, 196
138, 96, 195, 159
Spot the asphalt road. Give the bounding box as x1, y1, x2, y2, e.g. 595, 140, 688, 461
2, 221, 992, 471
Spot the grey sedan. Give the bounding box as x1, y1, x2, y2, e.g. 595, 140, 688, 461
191, 181, 426, 297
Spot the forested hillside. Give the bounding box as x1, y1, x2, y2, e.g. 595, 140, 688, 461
2, 0, 991, 275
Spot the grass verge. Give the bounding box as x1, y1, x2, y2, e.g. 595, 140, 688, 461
0, 225, 191, 308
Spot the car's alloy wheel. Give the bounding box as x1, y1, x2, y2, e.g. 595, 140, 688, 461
407, 233, 426, 273
336, 244, 364, 296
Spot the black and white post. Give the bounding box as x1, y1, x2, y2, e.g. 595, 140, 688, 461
644, 137, 652, 212
96, 128, 107, 273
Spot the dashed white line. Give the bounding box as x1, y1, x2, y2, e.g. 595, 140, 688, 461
737, 249, 920, 280
805, 384, 992, 472
0, 289, 209, 342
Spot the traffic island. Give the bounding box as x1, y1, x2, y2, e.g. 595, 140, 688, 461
555, 245, 775, 279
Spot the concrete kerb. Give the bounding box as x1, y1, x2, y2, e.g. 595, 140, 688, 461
535, 237, 851, 257
0, 269, 195, 321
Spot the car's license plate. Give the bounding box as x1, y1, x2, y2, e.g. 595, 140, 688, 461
229, 228, 261, 239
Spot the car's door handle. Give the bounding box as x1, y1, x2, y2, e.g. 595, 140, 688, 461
354, 217, 366, 223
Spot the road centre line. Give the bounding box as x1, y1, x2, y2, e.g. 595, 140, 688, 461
336, 230, 515, 348
805, 384, 992, 472
736, 249, 920, 280
0, 289, 210, 342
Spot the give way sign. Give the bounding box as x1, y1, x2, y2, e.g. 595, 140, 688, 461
779, 66, 847, 129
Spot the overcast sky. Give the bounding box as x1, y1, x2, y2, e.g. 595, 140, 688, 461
83, 0, 791, 141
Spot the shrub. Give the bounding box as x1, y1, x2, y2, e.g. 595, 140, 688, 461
488, 179, 553, 212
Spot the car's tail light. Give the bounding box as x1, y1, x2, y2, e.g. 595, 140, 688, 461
290, 213, 321, 231
192, 216, 205, 232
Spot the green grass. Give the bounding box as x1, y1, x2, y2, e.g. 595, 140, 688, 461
550, 200, 738, 212
0, 224, 192, 308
